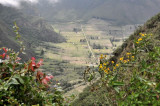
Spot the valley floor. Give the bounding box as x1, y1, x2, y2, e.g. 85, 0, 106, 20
34, 19, 138, 96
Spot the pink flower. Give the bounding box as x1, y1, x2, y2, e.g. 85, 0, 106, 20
44, 75, 54, 82
49, 75, 54, 79
36, 59, 43, 68
42, 79, 48, 85
15, 57, 21, 63
16, 57, 21, 61
6, 55, 10, 60
41, 75, 54, 87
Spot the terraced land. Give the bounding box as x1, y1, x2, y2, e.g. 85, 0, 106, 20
34, 19, 137, 95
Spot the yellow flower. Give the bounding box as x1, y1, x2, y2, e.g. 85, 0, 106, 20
123, 60, 127, 63
132, 56, 134, 58
103, 63, 107, 66
120, 57, 124, 61
99, 64, 103, 69
100, 54, 104, 59
141, 33, 145, 37
107, 68, 110, 70
103, 66, 106, 70
136, 42, 139, 44
138, 38, 142, 41
126, 52, 131, 55
111, 61, 114, 64
104, 70, 109, 74
116, 64, 119, 67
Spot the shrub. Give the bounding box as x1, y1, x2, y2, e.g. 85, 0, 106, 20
0, 23, 64, 105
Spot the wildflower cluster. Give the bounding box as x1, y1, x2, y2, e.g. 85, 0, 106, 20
94, 33, 159, 105
98, 52, 135, 76
136, 33, 145, 44
119, 52, 134, 64
99, 54, 107, 60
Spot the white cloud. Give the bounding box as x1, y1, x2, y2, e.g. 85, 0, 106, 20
48, 0, 59, 3
0, 0, 38, 7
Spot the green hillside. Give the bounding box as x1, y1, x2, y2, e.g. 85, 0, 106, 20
0, 4, 66, 60
72, 13, 160, 105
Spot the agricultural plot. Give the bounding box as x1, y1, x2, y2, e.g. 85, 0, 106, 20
34, 19, 137, 95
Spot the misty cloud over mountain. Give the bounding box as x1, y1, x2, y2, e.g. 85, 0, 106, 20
1, 0, 160, 25
20, 0, 160, 25
0, 0, 59, 7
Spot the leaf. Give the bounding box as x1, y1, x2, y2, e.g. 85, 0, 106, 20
3, 83, 10, 90
137, 76, 147, 82
112, 81, 125, 86
114, 87, 120, 93
9, 78, 19, 85
134, 93, 139, 98
13, 75, 24, 84
156, 83, 160, 93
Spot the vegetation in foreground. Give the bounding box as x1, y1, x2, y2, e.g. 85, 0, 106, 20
0, 24, 65, 105
1, 11, 160, 106
73, 13, 160, 105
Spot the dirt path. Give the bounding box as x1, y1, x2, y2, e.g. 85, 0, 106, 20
81, 25, 98, 64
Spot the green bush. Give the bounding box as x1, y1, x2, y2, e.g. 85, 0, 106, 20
0, 23, 64, 105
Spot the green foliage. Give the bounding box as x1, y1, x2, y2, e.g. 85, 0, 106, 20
80, 33, 160, 105
0, 23, 65, 105
74, 13, 160, 105
114, 33, 160, 105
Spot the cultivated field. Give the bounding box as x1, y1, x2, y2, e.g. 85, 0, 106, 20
34, 19, 136, 95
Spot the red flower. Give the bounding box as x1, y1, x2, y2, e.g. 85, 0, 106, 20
3, 48, 8, 53
0, 48, 7, 59
28, 57, 36, 71
36, 71, 44, 82
0, 53, 6, 59
28, 57, 43, 72
31, 57, 36, 61
31, 57, 36, 66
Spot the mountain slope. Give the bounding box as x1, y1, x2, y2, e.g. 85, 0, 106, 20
72, 12, 160, 105
0, 4, 66, 43
0, 4, 66, 59
21, 0, 160, 25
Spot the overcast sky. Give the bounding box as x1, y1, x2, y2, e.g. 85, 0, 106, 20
0, 0, 59, 7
